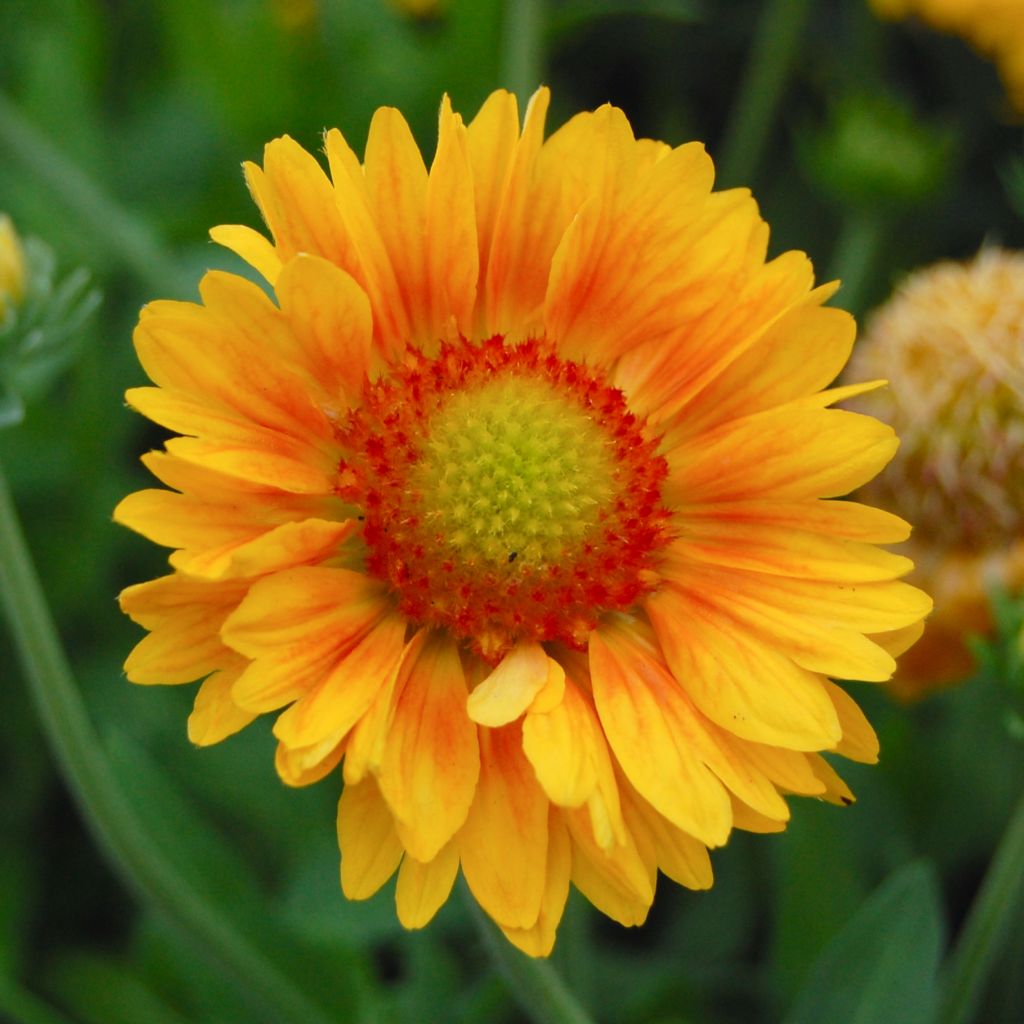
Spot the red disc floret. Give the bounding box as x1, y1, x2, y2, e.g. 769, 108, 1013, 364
335, 336, 673, 661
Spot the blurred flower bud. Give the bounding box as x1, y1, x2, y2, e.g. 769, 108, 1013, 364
0, 215, 101, 428
870, 0, 1024, 112
801, 94, 950, 207
848, 248, 1024, 697
0, 214, 26, 314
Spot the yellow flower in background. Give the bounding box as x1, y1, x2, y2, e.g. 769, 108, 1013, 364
0, 214, 26, 316
115, 89, 931, 954
849, 247, 1024, 698
871, 0, 1024, 111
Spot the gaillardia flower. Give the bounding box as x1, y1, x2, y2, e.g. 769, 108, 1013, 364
116, 89, 931, 954
870, 0, 1024, 112
849, 247, 1024, 698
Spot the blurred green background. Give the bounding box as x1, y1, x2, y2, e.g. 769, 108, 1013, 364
2, 0, 1024, 1021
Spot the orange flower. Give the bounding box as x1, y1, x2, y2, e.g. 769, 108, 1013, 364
849, 247, 1024, 698
871, 0, 1024, 111
116, 89, 931, 954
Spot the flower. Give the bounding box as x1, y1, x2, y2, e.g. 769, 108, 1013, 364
848, 247, 1024, 698
116, 89, 931, 954
0, 214, 26, 316
870, 0, 1024, 112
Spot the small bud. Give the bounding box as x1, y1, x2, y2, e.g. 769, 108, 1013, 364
0, 215, 101, 428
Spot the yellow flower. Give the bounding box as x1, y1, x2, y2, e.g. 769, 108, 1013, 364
848, 247, 1024, 698
871, 0, 1024, 111
116, 89, 931, 954
0, 214, 26, 316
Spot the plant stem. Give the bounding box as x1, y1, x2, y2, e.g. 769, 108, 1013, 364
827, 206, 885, 317
461, 879, 595, 1024
0, 458, 339, 1024
717, 0, 815, 189
935, 785, 1024, 1024
502, 0, 545, 115
0, 977, 77, 1024
0, 92, 193, 299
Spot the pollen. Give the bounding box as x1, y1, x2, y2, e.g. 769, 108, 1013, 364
336, 337, 673, 661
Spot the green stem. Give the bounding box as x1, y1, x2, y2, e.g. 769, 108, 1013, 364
461, 879, 595, 1024
0, 459, 339, 1024
717, 0, 815, 189
502, 0, 545, 115
0, 92, 193, 299
826, 206, 885, 318
0, 977, 77, 1024
935, 786, 1024, 1024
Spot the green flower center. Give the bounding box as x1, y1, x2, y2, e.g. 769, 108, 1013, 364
414, 376, 615, 568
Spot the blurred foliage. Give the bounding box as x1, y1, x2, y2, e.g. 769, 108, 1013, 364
1, 0, 1024, 1022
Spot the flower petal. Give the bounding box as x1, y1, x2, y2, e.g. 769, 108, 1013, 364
209, 224, 283, 286
273, 613, 408, 751
395, 839, 460, 929
377, 631, 480, 862
663, 405, 899, 505
223, 567, 390, 712
589, 626, 733, 847
499, 806, 572, 958
275, 255, 373, 412
825, 680, 880, 764
460, 721, 549, 929
338, 775, 405, 900
646, 583, 842, 749
187, 659, 256, 746
466, 640, 550, 727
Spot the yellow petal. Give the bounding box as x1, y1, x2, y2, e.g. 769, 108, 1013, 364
589, 627, 733, 848
395, 839, 460, 929
730, 792, 787, 834
499, 806, 572, 958
667, 524, 913, 582
344, 629, 431, 785
646, 584, 842, 750
675, 499, 911, 545
466, 640, 550, 727
251, 135, 360, 271
187, 659, 256, 746
663, 406, 899, 505
618, 773, 713, 890
363, 105, 430, 343
273, 613, 408, 750
338, 775, 405, 900
867, 619, 926, 657
426, 95, 479, 340
825, 680, 880, 764
174, 518, 356, 581
326, 127, 410, 364
209, 224, 283, 285
564, 805, 653, 928
275, 737, 345, 787
528, 657, 566, 714
460, 721, 549, 929
275, 254, 373, 411
223, 567, 390, 712
739, 741, 826, 796
377, 631, 480, 862
522, 676, 625, 849
806, 753, 855, 805
466, 89, 519, 329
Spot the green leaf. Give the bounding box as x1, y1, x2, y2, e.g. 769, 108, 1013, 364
784, 861, 945, 1024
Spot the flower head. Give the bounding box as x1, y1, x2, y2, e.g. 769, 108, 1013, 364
871, 0, 1024, 111
116, 89, 931, 954
848, 247, 1024, 696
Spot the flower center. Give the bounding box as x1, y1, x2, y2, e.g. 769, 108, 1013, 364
336, 337, 672, 661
